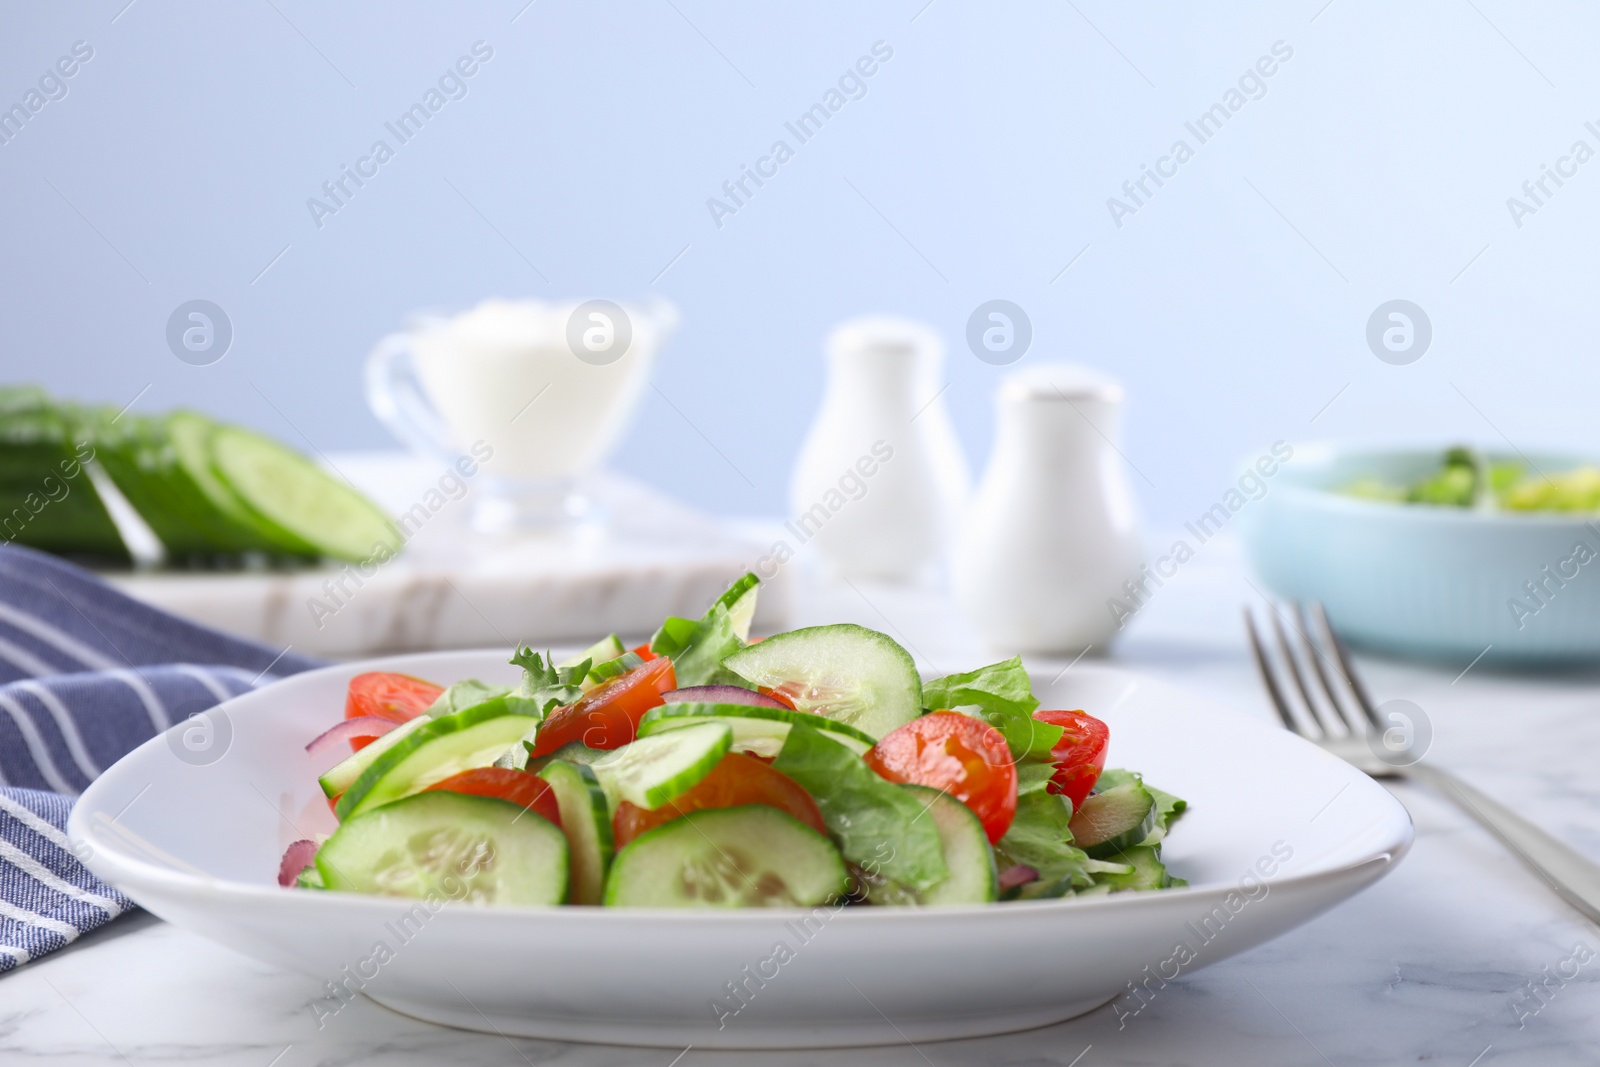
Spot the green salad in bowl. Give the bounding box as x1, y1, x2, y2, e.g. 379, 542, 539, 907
1344, 446, 1600, 513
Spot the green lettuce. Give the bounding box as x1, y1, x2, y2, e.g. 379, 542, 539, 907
772, 722, 947, 892
650, 578, 762, 688
509, 647, 590, 719
923, 656, 1063, 761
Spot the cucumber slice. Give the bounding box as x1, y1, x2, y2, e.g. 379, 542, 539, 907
209, 424, 401, 563
590, 722, 731, 810
558, 634, 624, 671
94, 413, 281, 559
585, 651, 643, 689
1092, 845, 1171, 892
317, 791, 568, 906
865, 785, 998, 906
538, 760, 614, 905
335, 700, 540, 819
638, 701, 875, 758
603, 805, 847, 908
524, 740, 608, 773
166, 410, 299, 554
296, 865, 325, 889
717, 572, 760, 641
722, 624, 922, 740
1069, 780, 1157, 859
317, 715, 431, 798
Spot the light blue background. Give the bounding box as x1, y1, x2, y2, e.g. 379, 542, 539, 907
2, 1, 1596, 527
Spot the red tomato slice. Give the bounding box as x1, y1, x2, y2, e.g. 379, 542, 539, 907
424, 768, 562, 828
864, 711, 1017, 843
612, 752, 826, 849
344, 672, 443, 750
631, 642, 658, 662
1033, 709, 1109, 809
758, 686, 796, 710
527, 657, 677, 756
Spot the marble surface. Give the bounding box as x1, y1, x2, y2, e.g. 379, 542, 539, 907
10, 534, 1600, 1065
103, 456, 792, 658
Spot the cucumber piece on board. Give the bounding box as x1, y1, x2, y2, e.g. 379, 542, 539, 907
317, 791, 568, 906
209, 424, 401, 563
602, 804, 847, 908
93, 412, 284, 559
0, 393, 126, 559
722, 624, 922, 740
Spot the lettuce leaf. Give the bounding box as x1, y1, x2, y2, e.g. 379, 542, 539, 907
995, 790, 1108, 890
509, 647, 589, 719
923, 656, 1063, 761
772, 722, 947, 892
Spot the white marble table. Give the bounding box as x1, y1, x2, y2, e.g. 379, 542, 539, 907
9, 534, 1600, 1066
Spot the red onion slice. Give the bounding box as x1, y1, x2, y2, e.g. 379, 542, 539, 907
278, 839, 319, 887
998, 865, 1040, 891
305, 715, 397, 755
662, 685, 787, 709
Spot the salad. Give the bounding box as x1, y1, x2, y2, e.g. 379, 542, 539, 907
283, 575, 1187, 908
1345, 447, 1600, 513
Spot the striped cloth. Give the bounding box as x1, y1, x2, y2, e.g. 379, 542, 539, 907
0, 544, 321, 971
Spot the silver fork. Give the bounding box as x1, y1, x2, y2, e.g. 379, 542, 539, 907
1245, 600, 1600, 926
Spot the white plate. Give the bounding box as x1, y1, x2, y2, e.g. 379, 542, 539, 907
69, 652, 1411, 1049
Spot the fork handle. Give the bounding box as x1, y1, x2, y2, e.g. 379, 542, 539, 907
1405, 762, 1600, 926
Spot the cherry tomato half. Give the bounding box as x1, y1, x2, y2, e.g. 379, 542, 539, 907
424, 767, 562, 828
1033, 709, 1109, 809
864, 711, 1017, 843
527, 657, 677, 756
344, 672, 443, 750
612, 752, 826, 849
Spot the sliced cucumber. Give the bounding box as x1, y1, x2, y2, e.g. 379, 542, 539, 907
539, 760, 614, 905
585, 651, 643, 690
637, 701, 875, 758
317, 791, 568, 906
1069, 780, 1157, 859
717, 572, 760, 641
296, 864, 326, 889
865, 785, 998, 906
722, 624, 921, 740
210, 424, 401, 563
603, 805, 847, 908
524, 740, 608, 773
1092, 845, 1171, 892
335, 700, 540, 819
166, 410, 297, 554
317, 715, 431, 798
590, 721, 731, 811
558, 634, 624, 672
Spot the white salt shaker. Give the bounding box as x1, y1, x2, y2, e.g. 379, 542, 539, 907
954, 364, 1144, 653
787, 316, 970, 581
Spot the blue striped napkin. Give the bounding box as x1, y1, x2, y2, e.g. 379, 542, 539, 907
0, 544, 321, 972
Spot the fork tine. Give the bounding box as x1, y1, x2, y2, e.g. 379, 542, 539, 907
1266, 605, 1344, 737
1312, 602, 1383, 732
1292, 601, 1365, 737
1243, 606, 1302, 734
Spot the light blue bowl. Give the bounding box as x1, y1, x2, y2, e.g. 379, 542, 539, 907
1238, 445, 1600, 664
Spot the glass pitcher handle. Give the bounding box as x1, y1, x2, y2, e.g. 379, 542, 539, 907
363, 332, 457, 463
